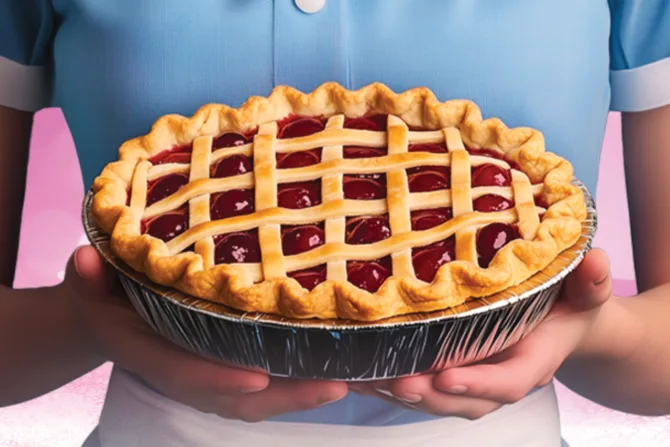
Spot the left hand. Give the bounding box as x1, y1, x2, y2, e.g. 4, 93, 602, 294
349, 248, 613, 420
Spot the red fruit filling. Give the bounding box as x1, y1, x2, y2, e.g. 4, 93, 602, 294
149, 145, 193, 165
146, 174, 189, 206
411, 208, 453, 231
346, 215, 391, 245
211, 154, 253, 178
213, 132, 251, 149
278, 116, 325, 138
210, 189, 255, 220
281, 224, 325, 256
407, 166, 450, 192
471, 164, 511, 187
473, 194, 514, 212
142, 207, 189, 242
343, 146, 386, 159
412, 238, 456, 283
288, 265, 327, 291
214, 230, 261, 264
343, 174, 387, 199
344, 115, 387, 131
277, 181, 321, 209
476, 223, 520, 268
347, 256, 392, 293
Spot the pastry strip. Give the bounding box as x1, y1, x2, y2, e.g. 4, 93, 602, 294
385, 115, 414, 277
253, 122, 284, 280
321, 115, 347, 282
188, 136, 215, 268
445, 128, 477, 264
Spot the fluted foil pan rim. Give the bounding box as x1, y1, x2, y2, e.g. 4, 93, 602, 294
82, 180, 596, 331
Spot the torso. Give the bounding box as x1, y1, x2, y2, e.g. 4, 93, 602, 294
48, 0, 611, 444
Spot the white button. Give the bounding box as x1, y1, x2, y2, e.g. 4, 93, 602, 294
295, 0, 326, 14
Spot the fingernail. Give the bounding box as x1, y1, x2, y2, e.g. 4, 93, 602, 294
73, 248, 83, 277
240, 386, 266, 394
448, 385, 469, 394
374, 388, 395, 398
398, 394, 422, 403
318, 393, 344, 406
375, 388, 422, 404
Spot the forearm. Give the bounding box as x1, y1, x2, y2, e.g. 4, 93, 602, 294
0, 283, 104, 407
556, 282, 670, 415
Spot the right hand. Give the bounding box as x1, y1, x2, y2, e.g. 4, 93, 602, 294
63, 245, 347, 422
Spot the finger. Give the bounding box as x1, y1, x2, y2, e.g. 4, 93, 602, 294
223, 379, 348, 422
66, 245, 115, 293
433, 332, 561, 404
99, 306, 271, 396
67, 245, 127, 299
68, 248, 271, 397
377, 375, 501, 419
559, 248, 612, 312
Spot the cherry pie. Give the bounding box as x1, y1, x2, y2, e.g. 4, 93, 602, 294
91, 83, 587, 321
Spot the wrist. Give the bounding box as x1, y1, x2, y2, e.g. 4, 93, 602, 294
569, 296, 645, 363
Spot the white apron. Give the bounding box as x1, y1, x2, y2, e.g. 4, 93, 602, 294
89, 367, 564, 447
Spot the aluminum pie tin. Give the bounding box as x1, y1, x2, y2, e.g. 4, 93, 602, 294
82, 180, 596, 381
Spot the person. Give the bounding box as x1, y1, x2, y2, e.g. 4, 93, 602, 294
1, 1, 669, 446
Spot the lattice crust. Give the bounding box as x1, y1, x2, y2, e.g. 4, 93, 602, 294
92, 82, 587, 321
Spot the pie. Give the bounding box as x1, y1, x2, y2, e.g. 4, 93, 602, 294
91, 82, 587, 321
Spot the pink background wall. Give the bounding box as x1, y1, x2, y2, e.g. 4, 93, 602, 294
0, 109, 668, 446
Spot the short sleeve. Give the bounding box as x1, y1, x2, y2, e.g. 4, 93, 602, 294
609, 1, 670, 112
0, 0, 54, 112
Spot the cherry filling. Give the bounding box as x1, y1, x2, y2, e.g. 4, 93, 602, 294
277, 181, 321, 209
343, 146, 386, 159
150, 145, 193, 165
473, 194, 514, 212
412, 238, 456, 283
142, 206, 189, 242
213, 132, 251, 149
281, 224, 325, 256
471, 164, 512, 187
211, 154, 253, 178
344, 115, 388, 131
411, 207, 453, 231
146, 174, 189, 206
276, 149, 322, 169
346, 215, 391, 245
281, 222, 327, 291
343, 174, 387, 200
407, 166, 450, 192
477, 223, 520, 268
214, 230, 260, 264
347, 256, 392, 293
278, 116, 326, 138
288, 265, 327, 291
342, 115, 388, 159
340, 215, 392, 292
210, 189, 255, 220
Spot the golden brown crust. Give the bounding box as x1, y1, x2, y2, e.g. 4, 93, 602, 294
91, 82, 587, 321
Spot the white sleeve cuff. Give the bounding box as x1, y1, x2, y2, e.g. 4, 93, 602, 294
0, 54, 49, 112
610, 56, 670, 112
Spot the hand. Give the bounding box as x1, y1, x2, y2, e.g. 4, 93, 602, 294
350, 249, 613, 420
64, 245, 347, 422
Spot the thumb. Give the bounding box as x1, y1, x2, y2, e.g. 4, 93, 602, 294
65, 245, 115, 295
560, 248, 612, 312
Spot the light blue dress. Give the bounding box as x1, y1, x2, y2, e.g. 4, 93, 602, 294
2, 1, 669, 445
